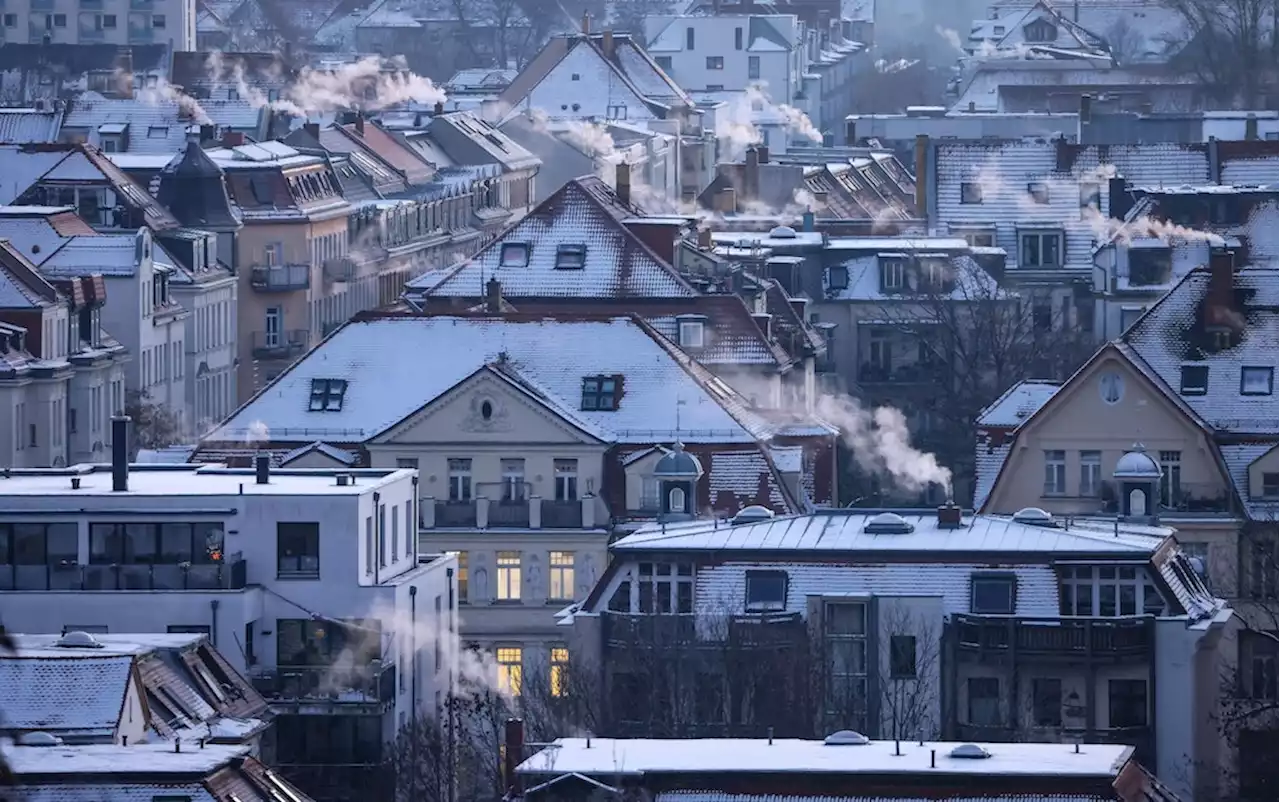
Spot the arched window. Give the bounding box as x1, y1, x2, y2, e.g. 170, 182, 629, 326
668, 486, 686, 514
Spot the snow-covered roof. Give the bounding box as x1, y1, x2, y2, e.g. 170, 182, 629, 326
61, 93, 263, 154
279, 441, 360, 466
973, 436, 1014, 510
0, 655, 133, 735
826, 254, 1007, 302
3, 741, 251, 775
210, 315, 766, 445
517, 737, 1132, 777
0, 464, 409, 497
977, 380, 1061, 427
1219, 444, 1279, 522
657, 796, 1109, 802
14, 784, 217, 802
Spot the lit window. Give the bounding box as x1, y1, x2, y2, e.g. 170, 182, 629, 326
308, 378, 347, 411
496, 551, 522, 602
496, 646, 522, 696
550, 645, 569, 697
1241, 366, 1274, 396
549, 551, 575, 601
457, 551, 469, 602
554, 243, 587, 270
499, 242, 529, 267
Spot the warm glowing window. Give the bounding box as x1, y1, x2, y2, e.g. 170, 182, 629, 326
496, 551, 522, 602
496, 646, 522, 696
549, 551, 575, 601
550, 645, 569, 697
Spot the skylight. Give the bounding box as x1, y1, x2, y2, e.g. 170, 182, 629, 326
309, 378, 348, 411
555, 243, 587, 270
500, 242, 530, 268
581, 375, 621, 411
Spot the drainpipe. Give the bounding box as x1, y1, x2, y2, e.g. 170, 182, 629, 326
410, 585, 418, 800
373, 491, 382, 585
446, 565, 456, 802
209, 600, 220, 647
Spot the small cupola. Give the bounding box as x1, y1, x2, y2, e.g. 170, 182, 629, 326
1113, 443, 1163, 520
653, 442, 703, 522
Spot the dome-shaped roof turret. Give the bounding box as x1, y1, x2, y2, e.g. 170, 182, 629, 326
1114, 444, 1162, 479
652, 442, 704, 480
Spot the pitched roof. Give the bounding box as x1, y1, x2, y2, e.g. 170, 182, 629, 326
208, 314, 765, 445
1219, 443, 1279, 522
976, 380, 1062, 428
0, 655, 133, 734
409, 177, 699, 300
0, 239, 61, 309
0, 215, 143, 278
0, 108, 63, 143
333, 120, 436, 186
61, 92, 264, 154
155, 142, 243, 229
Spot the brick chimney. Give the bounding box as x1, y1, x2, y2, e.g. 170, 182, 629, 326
485, 276, 503, 313
602, 28, 615, 58
503, 718, 524, 794
581, 11, 590, 34
716, 186, 737, 214
434, 101, 445, 116
937, 501, 962, 530
697, 226, 712, 249
615, 161, 631, 206
1206, 249, 1237, 327
354, 114, 365, 137
221, 130, 245, 148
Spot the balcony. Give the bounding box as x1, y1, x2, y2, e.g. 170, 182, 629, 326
126, 26, 152, 43
604, 612, 698, 647
1098, 480, 1235, 516
80, 0, 104, 7
250, 264, 311, 292
323, 257, 357, 284
423, 495, 601, 530
251, 661, 395, 706
857, 362, 936, 386
129, 0, 153, 7
0, 554, 247, 591
251, 329, 309, 361
78, 27, 106, 41
951, 615, 1153, 659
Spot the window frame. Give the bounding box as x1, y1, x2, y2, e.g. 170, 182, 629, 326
1180, 364, 1209, 395
581, 374, 620, 411
678, 318, 705, 349
966, 676, 1001, 726
1018, 230, 1063, 268
495, 645, 523, 696
554, 243, 587, 270
498, 241, 530, 268
548, 551, 575, 601
308, 378, 348, 412
960, 181, 984, 204
705, 55, 725, 70
1241, 366, 1274, 396
888, 634, 917, 678
1107, 678, 1149, 728
743, 569, 789, 612
276, 522, 321, 579
969, 572, 1016, 614
495, 550, 522, 602
1043, 449, 1066, 496
1026, 181, 1050, 204
879, 258, 905, 291
1031, 677, 1063, 726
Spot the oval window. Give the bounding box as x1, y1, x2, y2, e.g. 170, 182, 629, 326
480, 400, 494, 420
1099, 372, 1124, 405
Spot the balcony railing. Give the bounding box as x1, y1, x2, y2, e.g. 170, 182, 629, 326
604, 612, 698, 647
0, 554, 247, 591
250, 264, 311, 292
80, 0, 104, 7
951, 615, 1153, 657
78, 27, 106, 41
31, 0, 53, 9
127, 26, 153, 43
323, 257, 357, 284
251, 329, 309, 361
251, 661, 394, 705
1098, 480, 1235, 516
423, 496, 600, 529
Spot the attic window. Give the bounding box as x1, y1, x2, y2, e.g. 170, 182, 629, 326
581, 375, 621, 411
309, 378, 348, 411
1180, 365, 1209, 396
970, 573, 1015, 614
250, 175, 274, 205
1026, 182, 1050, 204
1023, 18, 1056, 42
147, 125, 169, 139
828, 264, 849, 291
555, 243, 587, 270
879, 258, 905, 291
571, 73, 581, 81
499, 242, 530, 267
960, 182, 983, 204
677, 316, 706, 349
1241, 367, 1274, 396
744, 569, 788, 611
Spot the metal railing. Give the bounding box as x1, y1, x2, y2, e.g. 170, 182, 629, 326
251, 329, 309, 360
250, 264, 311, 292
0, 553, 247, 591
489, 499, 530, 527
952, 615, 1153, 656
250, 661, 394, 705
1099, 480, 1236, 515
541, 499, 583, 528
434, 500, 477, 527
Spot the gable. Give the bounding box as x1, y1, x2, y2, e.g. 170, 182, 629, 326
375, 369, 605, 446
281, 448, 351, 468
526, 44, 659, 121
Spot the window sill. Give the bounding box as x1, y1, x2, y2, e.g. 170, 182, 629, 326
491, 599, 522, 605
276, 573, 321, 581
547, 598, 574, 606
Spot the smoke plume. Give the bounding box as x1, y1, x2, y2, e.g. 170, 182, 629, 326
129, 73, 211, 124
816, 395, 953, 496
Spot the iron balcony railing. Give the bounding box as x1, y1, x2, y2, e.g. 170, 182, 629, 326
250, 661, 395, 705
952, 614, 1153, 657
250, 264, 311, 292
0, 553, 247, 591
251, 329, 309, 360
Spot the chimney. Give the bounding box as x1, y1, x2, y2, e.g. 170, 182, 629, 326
913, 134, 928, 218
968, 101, 976, 112
757, 145, 769, 164
354, 114, 365, 137
602, 28, 615, 58
937, 501, 962, 530
111, 416, 131, 492
745, 147, 760, 201
751, 312, 772, 339
581, 11, 590, 34
789, 297, 808, 320
503, 718, 525, 793
697, 227, 712, 249
845, 119, 857, 145
303, 122, 320, 140
199, 123, 216, 142
1245, 113, 1259, 141
615, 161, 632, 206
434, 101, 445, 116
221, 130, 245, 148
801, 210, 816, 231
1079, 93, 1092, 124
254, 453, 270, 485
1207, 250, 1237, 327
485, 277, 503, 312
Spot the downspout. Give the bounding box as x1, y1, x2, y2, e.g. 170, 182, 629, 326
209, 599, 220, 647
409, 585, 418, 800
446, 565, 456, 802
373, 491, 382, 585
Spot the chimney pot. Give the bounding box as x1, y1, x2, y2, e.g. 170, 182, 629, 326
254, 453, 270, 485
697, 227, 712, 249
603, 28, 615, 57
111, 416, 131, 492
615, 161, 632, 206
757, 145, 769, 164
354, 115, 365, 136
1206, 249, 1237, 327
1079, 93, 1092, 124
485, 277, 503, 313
581, 11, 590, 34
937, 502, 962, 530
221, 130, 245, 148
434, 101, 445, 116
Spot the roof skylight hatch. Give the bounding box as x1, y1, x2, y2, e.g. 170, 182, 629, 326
863, 512, 914, 534
823, 730, 869, 745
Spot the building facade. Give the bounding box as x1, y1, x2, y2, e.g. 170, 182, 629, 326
0, 0, 196, 51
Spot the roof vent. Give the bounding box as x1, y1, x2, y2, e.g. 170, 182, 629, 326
55, 631, 105, 649
823, 730, 869, 746
949, 743, 992, 759
769, 225, 798, 239
18, 732, 64, 747
336, 474, 352, 486
863, 512, 914, 535
732, 505, 775, 525
1011, 507, 1055, 527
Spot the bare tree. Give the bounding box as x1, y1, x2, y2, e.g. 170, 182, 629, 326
878, 606, 943, 742
1161, 0, 1278, 108
448, 0, 544, 70
124, 389, 186, 456
1102, 18, 1146, 66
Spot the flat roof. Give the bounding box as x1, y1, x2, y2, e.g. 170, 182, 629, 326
10, 632, 205, 657
5, 742, 249, 775
0, 465, 411, 498
517, 738, 1132, 778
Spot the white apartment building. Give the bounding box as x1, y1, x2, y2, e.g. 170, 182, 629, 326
0, 0, 197, 52
645, 14, 803, 100
0, 429, 458, 795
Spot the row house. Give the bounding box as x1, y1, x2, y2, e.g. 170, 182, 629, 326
58, 92, 271, 155
193, 310, 821, 699
976, 252, 1279, 801
0, 241, 126, 466
3, 631, 269, 751
401, 173, 837, 497
0, 43, 170, 104
560, 504, 1228, 802
0, 442, 457, 802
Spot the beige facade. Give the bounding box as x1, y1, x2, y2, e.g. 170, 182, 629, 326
2, 0, 196, 51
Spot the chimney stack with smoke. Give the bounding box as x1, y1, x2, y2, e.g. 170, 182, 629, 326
503, 718, 525, 794
303, 122, 320, 140
485, 277, 503, 313
581, 11, 590, 34
1079, 93, 1092, 124
757, 145, 769, 164
1206, 249, 1237, 328
845, 119, 856, 146
615, 161, 631, 206
937, 501, 962, 530
354, 114, 366, 137
434, 101, 445, 116
745, 146, 760, 201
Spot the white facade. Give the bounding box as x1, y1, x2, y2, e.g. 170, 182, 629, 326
171, 258, 238, 436
1, 0, 197, 51
644, 15, 802, 100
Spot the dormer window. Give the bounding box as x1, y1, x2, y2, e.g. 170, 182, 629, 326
1023, 18, 1056, 42
499, 242, 529, 267
1262, 472, 1279, 499
1026, 182, 1050, 204
1180, 365, 1209, 396
1128, 248, 1172, 287
581, 375, 621, 411
555, 243, 587, 270
828, 264, 849, 291
147, 125, 169, 139
1241, 366, 1274, 396
879, 258, 905, 291
309, 378, 348, 411
677, 316, 706, 349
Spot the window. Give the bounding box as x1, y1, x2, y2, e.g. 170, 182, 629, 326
1242, 366, 1274, 396
967, 677, 1001, 726
1060, 565, 1162, 616
1023, 18, 1055, 41
1159, 451, 1181, 508
744, 569, 788, 611
364, 516, 373, 574
457, 551, 468, 602
1240, 630, 1278, 700
678, 318, 705, 348
1019, 231, 1061, 267
554, 459, 577, 501
655, 56, 672, 71
824, 602, 867, 727
496, 551, 521, 602
1079, 182, 1100, 215
1026, 182, 1050, 204
1032, 303, 1052, 332
377, 504, 387, 566
631, 561, 694, 614
554, 243, 586, 269
166, 625, 212, 637
706, 56, 724, 70
581, 375, 620, 410
607, 105, 628, 120
880, 258, 905, 291
1177, 364, 1209, 395
1120, 306, 1144, 332
1249, 537, 1277, 599
1108, 679, 1147, 728
396, 458, 419, 469
390, 505, 399, 563
550, 645, 569, 697
448, 458, 472, 501
498, 242, 529, 267
276, 522, 320, 578
748, 56, 760, 79
549, 551, 575, 601
1043, 450, 1066, 495
500, 458, 526, 502
1080, 451, 1102, 497
1098, 372, 1124, 404
828, 264, 849, 290
152, 13, 165, 27
1032, 678, 1062, 726
734, 27, 743, 49
970, 574, 1015, 614
496, 646, 522, 696
685, 26, 694, 48
960, 182, 984, 204
1263, 473, 1279, 500
52, 13, 67, 27
1129, 248, 1171, 286
889, 635, 917, 678
2, 14, 15, 26
308, 378, 347, 411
